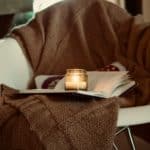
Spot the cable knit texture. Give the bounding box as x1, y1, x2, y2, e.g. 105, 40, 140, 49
0, 85, 118, 150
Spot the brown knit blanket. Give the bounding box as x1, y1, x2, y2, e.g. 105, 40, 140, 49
0, 85, 118, 150
1, 0, 150, 149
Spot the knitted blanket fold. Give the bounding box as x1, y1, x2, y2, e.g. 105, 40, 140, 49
0, 85, 118, 150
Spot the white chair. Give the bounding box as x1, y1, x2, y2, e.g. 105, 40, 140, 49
33, 0, 125, 14
0, 38, 150, 150
0, 38, 33, 89
115, 105, 150, 150
33, 0, 63, 13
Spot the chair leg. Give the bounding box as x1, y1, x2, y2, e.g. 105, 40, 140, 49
127, 127, 136, 150
114, 126, 136, 150
113, 143, 119, 150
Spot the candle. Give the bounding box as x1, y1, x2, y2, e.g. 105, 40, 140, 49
65, 69, 88, 90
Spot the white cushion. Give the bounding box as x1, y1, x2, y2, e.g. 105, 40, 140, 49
0, 38, 33, 89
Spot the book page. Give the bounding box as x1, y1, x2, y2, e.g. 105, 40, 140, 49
55, 71, 130, 96
20, 71, 135, 98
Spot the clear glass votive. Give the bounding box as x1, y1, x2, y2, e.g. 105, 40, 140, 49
65, 69, 88, 90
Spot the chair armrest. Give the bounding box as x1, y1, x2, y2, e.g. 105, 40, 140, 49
117, 105, 150, 127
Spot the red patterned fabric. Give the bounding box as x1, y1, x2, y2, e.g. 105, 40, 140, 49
42, 75, 64, 89
97, 64, 119, 71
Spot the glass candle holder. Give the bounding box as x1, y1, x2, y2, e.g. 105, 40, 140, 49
65, 69, 88, 90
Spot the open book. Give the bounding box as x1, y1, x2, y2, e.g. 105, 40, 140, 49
20, 71, 136, 98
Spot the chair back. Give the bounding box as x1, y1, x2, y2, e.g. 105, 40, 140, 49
0, 38, 33, 89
